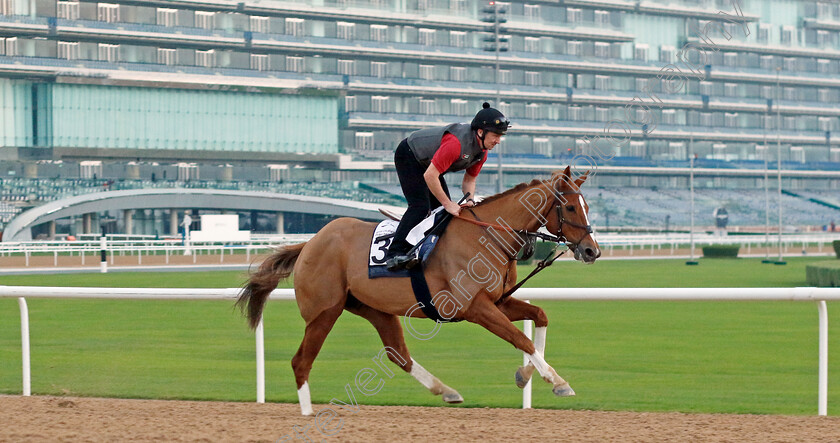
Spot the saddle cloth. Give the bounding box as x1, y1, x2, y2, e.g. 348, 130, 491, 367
368, 207, 446, 279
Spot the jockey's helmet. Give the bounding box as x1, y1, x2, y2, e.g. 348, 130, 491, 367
470, 102, 510, 135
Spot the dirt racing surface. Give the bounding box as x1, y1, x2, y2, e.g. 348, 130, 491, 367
2, 395, 839, 442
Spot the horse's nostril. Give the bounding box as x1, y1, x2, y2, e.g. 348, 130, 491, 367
585, 248, 595, 258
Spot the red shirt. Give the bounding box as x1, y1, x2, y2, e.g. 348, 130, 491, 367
430, 133, 487, 177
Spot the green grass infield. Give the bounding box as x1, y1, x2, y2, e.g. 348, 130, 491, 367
1, 256, 838, 415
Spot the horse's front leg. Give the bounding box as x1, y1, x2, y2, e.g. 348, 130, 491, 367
464, 295, 574, 397
497, 297, 548, 390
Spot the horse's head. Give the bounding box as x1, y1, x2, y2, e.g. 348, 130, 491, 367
544, 166, 601, 264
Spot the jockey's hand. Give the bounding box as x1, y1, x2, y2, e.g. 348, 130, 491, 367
444, 201, 462, 216
463, 198, 476, 207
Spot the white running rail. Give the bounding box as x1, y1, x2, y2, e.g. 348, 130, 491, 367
1, 286, 838, 415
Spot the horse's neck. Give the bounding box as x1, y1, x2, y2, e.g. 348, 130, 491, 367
472, 184, 549, 232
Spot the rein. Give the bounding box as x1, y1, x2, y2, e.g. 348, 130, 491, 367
453, 189, 592, 302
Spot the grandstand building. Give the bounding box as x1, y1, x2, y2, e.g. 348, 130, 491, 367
1, 0, 840, 236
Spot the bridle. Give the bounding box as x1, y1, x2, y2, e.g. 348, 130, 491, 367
455, 188, 593, 254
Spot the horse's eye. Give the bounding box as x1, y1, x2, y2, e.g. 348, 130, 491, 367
565, 206, 575, 212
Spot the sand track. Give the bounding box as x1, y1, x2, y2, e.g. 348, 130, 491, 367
1, 395, 839, 442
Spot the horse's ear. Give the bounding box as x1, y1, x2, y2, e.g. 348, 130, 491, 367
574, 170, 590, 187
562, 165, 572, 181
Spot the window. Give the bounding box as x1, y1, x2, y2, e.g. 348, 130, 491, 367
337, 22, 355, 40
285, 18, 304, 37
97, 3, 119, 22
634, 44, 648, 61
80, 161, 103, 179
783, 86, 795, 100
819, 117, 834, 132
157, 48, 176, 65
723, 52, 737, 66
566, 40, 581, 56
371, 61, 387, 78
57, 41, 80, 60
662, 109, 676, 125
498, 69, 511, 84
98, 43, 119, 62
725, 112, 739, 127
524, 37, 540, 53
337, 59, 355, 75
4, 37, 17, 56
157, 8, 177, 27
419, 28, 435, 46
250, 16, 269, 33
635, 78, 648, 92
525, 71, 541, 86
724, 83, 738, 97
533, 137, 551, 156
355, 132, 374, 150
783, 57, 797, 71
700, 112, 713, 126
371, 25, 388, 42
594, 10, 609, 26
524, 4, 540, 20
449, 30, 466, 48
819, 88, 832, 102
757, 23, 770, 43
595, 107, 608, 121
498, 101, 510, 116
419, 64, 435, 80
371, 96, 389, 113
526, 103, 540, 120
420, 99, 436, 115
57, 1, 80, 20
660, 46, 675, 63
818, 59, 831, 74
595, 42, 611, 58
286, 56, 303, 72
0, 0, 12, 15
595, 75, 610, 90
699, 81, 713, 95
450, 0, 466, 12
196, 49, 215, 68
759, 55, 775, 70
566, 8, 581, 23
417, 0, 432, 10
195, 11, 215, 30
790, 146, 805, 163
568, 106, 581, 121
450, 99, 469, 115
345, 95, 357, 112
780, 25, 795, 45
449, 66, 466, 81
250, 53, 268, 71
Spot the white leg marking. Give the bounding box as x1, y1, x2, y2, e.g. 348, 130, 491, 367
298, 381, 314, 416
410, 358, 442, 394
534, 326, 547, 355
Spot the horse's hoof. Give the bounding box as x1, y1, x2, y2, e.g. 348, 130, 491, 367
443, 391, 464, 404
514, 368, 529, 389
553, 384, 576, 397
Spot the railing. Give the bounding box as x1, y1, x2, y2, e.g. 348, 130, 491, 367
1, 286, 837, 415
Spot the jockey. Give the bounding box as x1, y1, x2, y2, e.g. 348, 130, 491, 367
385, 102, 510, 271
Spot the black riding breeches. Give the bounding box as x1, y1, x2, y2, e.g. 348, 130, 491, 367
388, 139, 450, 255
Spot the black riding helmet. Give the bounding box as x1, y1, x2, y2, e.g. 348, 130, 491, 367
470, 102, 510, 136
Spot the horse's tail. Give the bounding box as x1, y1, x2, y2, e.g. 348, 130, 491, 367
237, 242, 307, 329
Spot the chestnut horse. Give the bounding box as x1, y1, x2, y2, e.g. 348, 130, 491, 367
237, 166, 600, 415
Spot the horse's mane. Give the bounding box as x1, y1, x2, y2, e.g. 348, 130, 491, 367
474, 178, 544, 207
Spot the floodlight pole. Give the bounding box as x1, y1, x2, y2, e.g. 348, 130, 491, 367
493, 1, 503, 194
762, 102, 771, 263
775, 67, 785, 265
687, 134, 698, 265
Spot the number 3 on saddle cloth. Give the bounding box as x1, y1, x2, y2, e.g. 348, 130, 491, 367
368, 207, 456, 322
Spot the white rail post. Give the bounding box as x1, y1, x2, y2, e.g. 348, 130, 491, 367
18, 297, 31, 396
818, 300, 828, 416
256, 316, 266, 404
100, 235, 108, 273
522, 300, 533, 409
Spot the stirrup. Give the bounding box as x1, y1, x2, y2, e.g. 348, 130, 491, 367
386, 253, 419, 271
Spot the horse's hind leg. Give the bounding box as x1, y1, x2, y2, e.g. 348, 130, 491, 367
497, 297, 549, 389
464, 295, 574, 397
345, 299, 463, 404
292, 301, 345, 416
